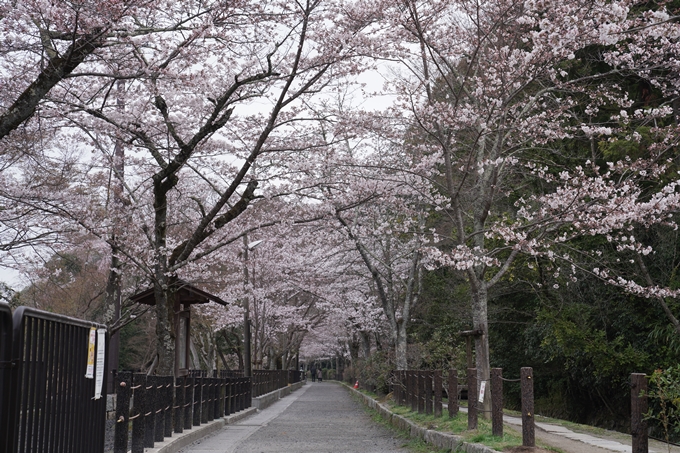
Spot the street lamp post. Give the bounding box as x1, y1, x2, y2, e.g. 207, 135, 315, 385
242, 236, 263, 378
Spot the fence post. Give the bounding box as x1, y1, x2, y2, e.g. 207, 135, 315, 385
225, 378, 232, 416
425, 371, 433, 415
175, 376, 184, 433
521, 367, 534, 447
193, 377, 202, 426
185, 376, 194, 429
448, 369, 458, 418
491, 368, 503, 437
151, 377, 165, 442
218, 378, 225, 418
247, 375, 252, 408
164, 376, 173, 437
205, 379, 214, 422
631, 373, 648, 453
418, 371, 425, 413
201, 378, 209, 423
114, 372, 132, 453
409, 371, 418, 412
434, 370, 442, 417
131, 374, 146, 453
142, 375, 155, 448
467, 368, 477, 430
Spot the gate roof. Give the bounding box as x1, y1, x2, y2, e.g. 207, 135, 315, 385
130, 280, 227, 306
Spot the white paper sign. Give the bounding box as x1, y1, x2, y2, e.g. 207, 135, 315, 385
94, 328, 106, 400
478, 381, 486, 403
85, 327, 96, 379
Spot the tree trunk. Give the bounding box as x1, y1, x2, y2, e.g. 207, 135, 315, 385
471, 282, 491, 418
395, 321, 408, 370
153, 175, 177, 376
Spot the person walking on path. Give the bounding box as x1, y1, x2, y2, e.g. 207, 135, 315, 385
317, 367, 322, 382
310, 364, 316, 382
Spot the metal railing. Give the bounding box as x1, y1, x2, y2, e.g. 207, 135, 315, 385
252, 369, 303, 397
0, 305, 109, 453
113, 372, 251, 453
113, 369, 303, 452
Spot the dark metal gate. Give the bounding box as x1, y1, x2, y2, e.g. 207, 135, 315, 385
0, 305, 108, 453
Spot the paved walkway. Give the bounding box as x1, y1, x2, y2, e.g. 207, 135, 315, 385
178, 382, 410, 453
458, 405, 679, 453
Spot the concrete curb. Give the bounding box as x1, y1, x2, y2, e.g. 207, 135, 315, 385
147, 381, 306, 453
344, 384, 498, 453
146, 407, 257, 453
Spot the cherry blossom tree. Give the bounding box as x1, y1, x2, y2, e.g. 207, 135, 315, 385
371, 0, 680, 414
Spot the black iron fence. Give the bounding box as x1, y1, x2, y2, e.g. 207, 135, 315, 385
113, 368, 304, 452
113, 372, 251, 453
0, 305, 109, 453
252, 369, 302, 397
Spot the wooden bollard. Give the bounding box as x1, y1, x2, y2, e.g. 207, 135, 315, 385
467, 368, 477, 430
425, 371, 433, 415
521, 367, 534, 447
418, 371, 425, 413
491, 368, 503, 437
631, 373, 648, 453
434, 370, 443, 417
448, 369, 458, 418
410, 372, 417, 412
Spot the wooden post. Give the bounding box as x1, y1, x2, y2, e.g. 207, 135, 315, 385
426, 371, 433, 415
467, 368, 477, 430
459, 330, 483, 370
418, 371, 425, 414
491, 368, 503, 437
410, 371, 417, 412
114, 372, 132, 453
434, 370, 443, 417
448, 369, 458, 418
631, 373, 648, 453
521, 367, 534, 447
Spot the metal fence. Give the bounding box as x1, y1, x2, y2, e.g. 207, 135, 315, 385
113, 369, 304, 452
0, 305, 109, 453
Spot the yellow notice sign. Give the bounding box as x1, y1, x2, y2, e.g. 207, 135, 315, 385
85, 327, 96, 379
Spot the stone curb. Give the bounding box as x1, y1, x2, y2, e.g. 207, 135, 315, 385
147, 381, 306, 453
344, 384, 498, 453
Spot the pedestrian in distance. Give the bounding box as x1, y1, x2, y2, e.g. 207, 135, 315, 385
317, 367, 322, 382
311, 364, 316, 382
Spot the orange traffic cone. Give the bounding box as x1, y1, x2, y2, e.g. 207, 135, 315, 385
353, 380, 359, 389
